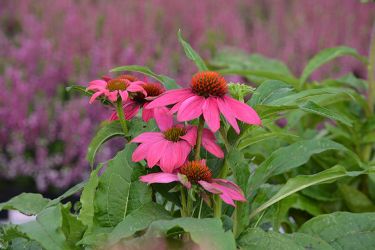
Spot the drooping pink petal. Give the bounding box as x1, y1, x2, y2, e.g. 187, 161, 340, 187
177, 95, 205, 121
169, 101, 183, 114
122, 100, 140, 120
153, 107, 174, 132
202, 129, 224, 158
109, 111, 118, 121
146, 140, 168, 167
180, 126, 197, 146
142, 106, 153, 122
107, 91, 119, 102
127, 84, 147, 96
224, 96, 261, 126
140, 173, 179, 184
198, 180, 222, 194
202, 97, 220, 132
131, 132, 164, 143
87, 84, 106, 91
89, 91, 105, 104
175, 140, 192, 167
177, 173, 192, 189
147, 89, 194, 109
159, 141, 179, 173
132, 143, 150, 162
119, 90, 129, 102
217, 97, 240, 134
212, 179, 247, 202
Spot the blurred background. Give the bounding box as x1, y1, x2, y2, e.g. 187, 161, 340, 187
0, 0, 374, 202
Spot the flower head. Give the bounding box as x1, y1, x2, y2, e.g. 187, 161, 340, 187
86, 75, 146, 104
147, 71, 261, 133
140, 160, 246, 206
131, 121, 224, 173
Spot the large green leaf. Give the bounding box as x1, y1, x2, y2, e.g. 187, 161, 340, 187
238, 132, 299, 150
0, 193, 49, 215
18, 205, 68, 250
87, 120, 124, 167
299, 212, 375, 250
300, 101, 352, 126
248, 80, 293, 106
249, 139, 348, 192
143, 218, 236, 250
78, 165, 103, 228
300, 46, 367, 85
108, 203, 171, 244
110, 65, 179, 89
249, 165, 374, 219
47, 181, 86, 207
238, 228, 333, 250
93, 145, 152, 227
177, 29, 208, 71
61, 204, 86, 250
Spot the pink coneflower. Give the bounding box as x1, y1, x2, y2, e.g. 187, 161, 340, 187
131, 123, 224, 173
140, 160, 246, 206
86, 75, 146, 104
110, 82, 171, 130
147, 71, 261, 133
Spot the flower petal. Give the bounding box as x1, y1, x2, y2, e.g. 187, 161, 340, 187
88, 79, 107, 88
147, 89, 194, 109
132, 143, 149, 162
202, 97, 220, 132
159, 141, 179, 173
153, 107, 174, 132
127, 84, 147, 96
89, 91, 105, 104
175, 141, 192, 167
224, 96, 261, 126
119, 90, 129, 102
107, 91, 119, 102
140, 173, 179, 184
180, 126, 197, 146
123, 100, 140, 120
131, 132, 164, 143
142, 106, 153, 122
217, 97, 240, 134
198, 180, 222, 194
146, 140, 168, 168
202, 129, 224, 158
177, 95, 205, 121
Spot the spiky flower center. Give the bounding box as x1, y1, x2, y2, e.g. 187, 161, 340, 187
107, 79, 129, 91
133, 83, 164, 103
163, 127, 187, 142
116, 74, 138, 82
179, 161, 212, 183
191, 71, 228, 97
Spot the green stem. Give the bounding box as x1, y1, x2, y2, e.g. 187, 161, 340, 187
219, 127, 230, 151
194, 116, 205, 161
187, 189, 194, 216
180, 186, 187, 217
213, 195, 222, 218
115, 100, 128, 135
363, 23, 375, 162
198, 198, 203, 219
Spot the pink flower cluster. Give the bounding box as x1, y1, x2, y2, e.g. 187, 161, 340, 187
88, 71, 261, 206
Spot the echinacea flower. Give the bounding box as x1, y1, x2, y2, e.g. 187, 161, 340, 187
110, 82, 171, 130
147, 71, 261, 133
86, 75, 146, 104
140, 160, 246, 206
131, 122, 224, 173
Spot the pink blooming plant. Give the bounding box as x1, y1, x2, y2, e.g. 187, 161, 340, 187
87, 75, 147, 104
131, 119, 224, 173
147, 71, 262, 133
140, 160, 246, 206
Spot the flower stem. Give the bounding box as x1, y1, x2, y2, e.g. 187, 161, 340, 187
180, 186, 187, 217
115, 100, 128, 136
363, 22, 375, 162
213, 195, 222, 218
194, 116, 205, 161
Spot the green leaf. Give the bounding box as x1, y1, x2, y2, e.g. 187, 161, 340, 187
299, 101, 352, 126
238, 228, 333, 250
18, 205, 68, 250
108, 203, 171, 244
238, 132, 299, 150
177, 29, 208, 71
338, 184, 375, 212
94, 145, 152, 227
0, 193, 49, 215
249, 139, 348, 192
300, 46, 367, 85
87, 120, 124, 167
144, 218, 236, 250
78, 165, 103, 228
110, 65, 179, 89
61, 204, 86, 250
65, 85, 111, 105
249, 165, 374, 220
248, 80, 293, 106
299, 212, 375, 250
47, 181, 86, 207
